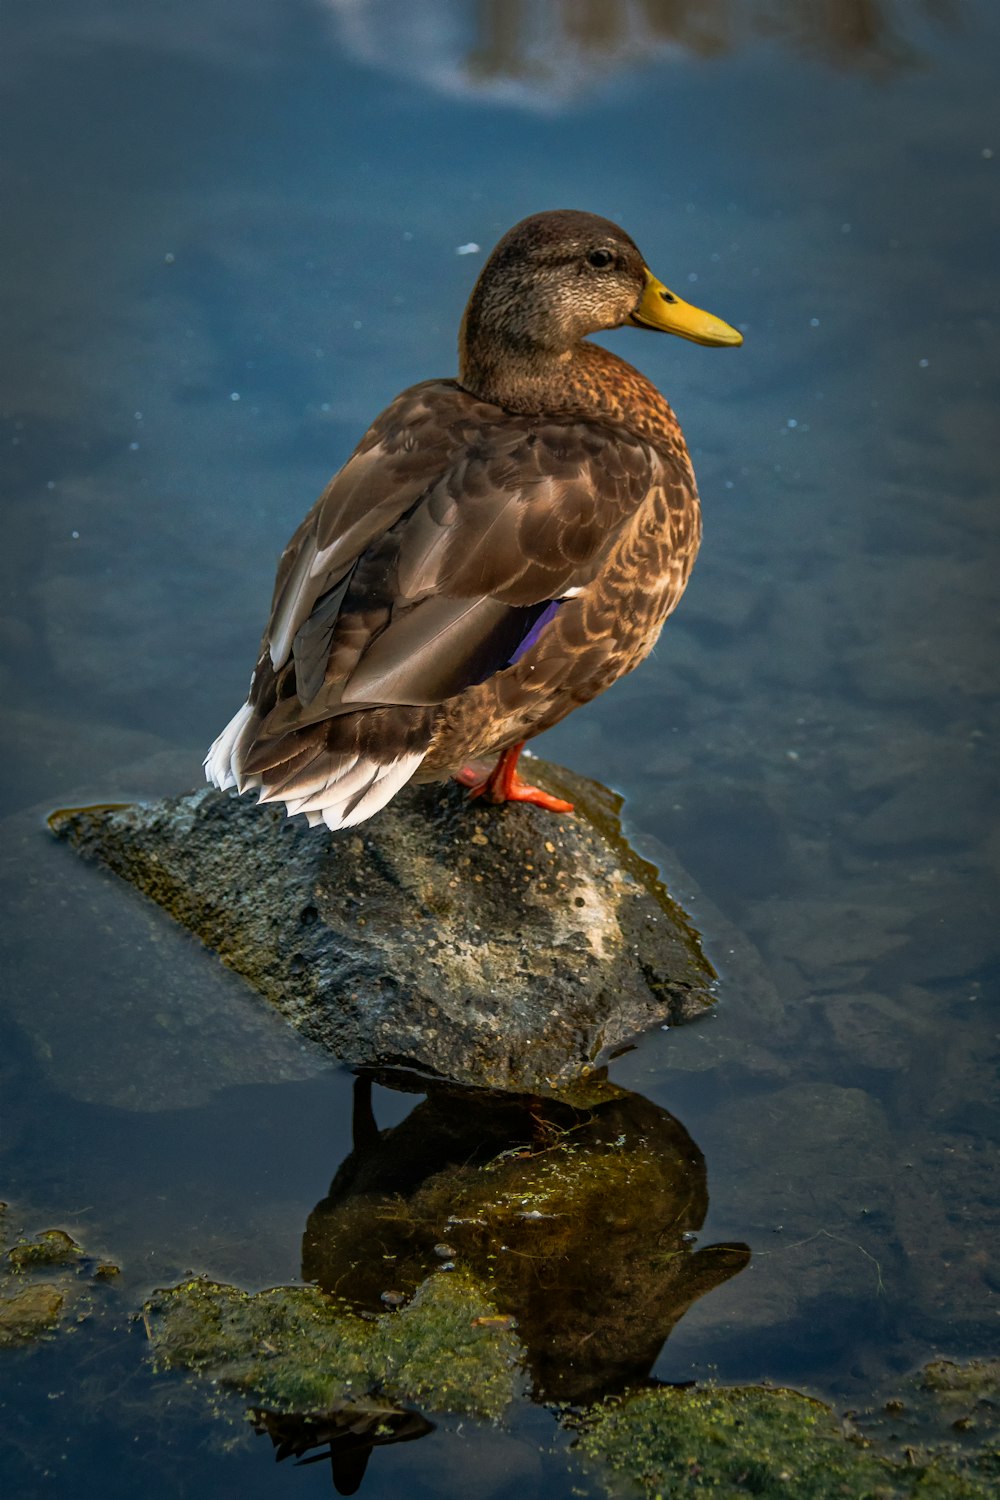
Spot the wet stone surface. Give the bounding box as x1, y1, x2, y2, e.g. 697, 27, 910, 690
0, 1205, 119, 1349
49, 763, 716, 1094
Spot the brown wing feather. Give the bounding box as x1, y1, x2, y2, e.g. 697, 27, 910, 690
244, 382, 658, 771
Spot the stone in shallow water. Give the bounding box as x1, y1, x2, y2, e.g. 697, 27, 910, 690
0, 1211, 117, 1348
49, 761, 716, 1094
0, 1283, 65, 1347
574, 1375, 1000, 1500
144, 1268, 525, 1423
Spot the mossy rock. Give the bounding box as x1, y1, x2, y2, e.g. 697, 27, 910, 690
6, 1228, 84, 1272
576, 1378, 1000, 1499
145, 1267, 525, 1422
0, 1208, 121, 1349
0, 1283, 66, 1348
50, 766, 717, 1094
576, 1384, 891, 1498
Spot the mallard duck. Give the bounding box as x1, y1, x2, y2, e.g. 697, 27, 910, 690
205, 210, 741, 830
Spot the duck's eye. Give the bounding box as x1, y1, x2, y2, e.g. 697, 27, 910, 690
587, 248, 614, 269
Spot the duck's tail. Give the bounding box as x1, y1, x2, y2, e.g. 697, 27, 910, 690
204, 702, 427, 831
203, 701, 256, 793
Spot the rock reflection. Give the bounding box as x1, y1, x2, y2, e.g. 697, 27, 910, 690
304, 1074, 749, 1405
324, 0, 956, 105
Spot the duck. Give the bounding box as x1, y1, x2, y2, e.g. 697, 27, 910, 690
205, 209, 742, 831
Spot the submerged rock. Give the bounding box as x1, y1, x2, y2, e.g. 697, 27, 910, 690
144, 1267, 525, 1423
0, 1283, 66, 1347
6, 1229, 83, 1273
0, 1209, 117, 1349
50, 762, 715, 1093
576, 1368, 1000, 1500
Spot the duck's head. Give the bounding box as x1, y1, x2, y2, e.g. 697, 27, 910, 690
459, 209, 741, 401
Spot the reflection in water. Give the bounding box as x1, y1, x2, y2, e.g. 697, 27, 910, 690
253, 1401, 434, 1496
145, 1076, 748, 1491
326, 0, 956, 106
304, 1075, 749, 1407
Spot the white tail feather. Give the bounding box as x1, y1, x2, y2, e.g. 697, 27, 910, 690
257, 753, 357, 808
204, 702, 255, 790
281, 756, 380, 816
205, 707, 424, 832
320, 752, 425, 831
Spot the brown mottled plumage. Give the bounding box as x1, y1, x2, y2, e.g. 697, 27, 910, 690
205, 210, 742, 829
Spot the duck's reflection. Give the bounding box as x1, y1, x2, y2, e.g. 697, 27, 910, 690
253, 1400, 434, 1495
323, 0, 954, 106
254, 1074, 746, 1482
305, 1076, 748, 1404
261, 1073, 748, 1488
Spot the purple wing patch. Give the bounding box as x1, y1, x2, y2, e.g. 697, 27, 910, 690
507, 600, 562, 665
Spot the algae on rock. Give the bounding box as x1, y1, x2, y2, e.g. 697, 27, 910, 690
144, 1266, 525, 1423
576, 1373, 1000, 1500
0, 1282, 67, 1348
577, 1384, 891, 1499
0, 1209, 118, 1349
7, 1227, 84, 1272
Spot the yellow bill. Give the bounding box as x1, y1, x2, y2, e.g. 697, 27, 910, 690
629, 268, 743, 347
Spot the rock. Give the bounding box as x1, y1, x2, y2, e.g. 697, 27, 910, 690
0, 1283, 65, 1347
853, 1359, 1000, 1489
0, 1210, 114, 1348
49, 761, 716, 1094
144, 1267, 526, 1423
892, 1127, 1000, 1340
681, 1083, 903, 1366
6, 1229, 83, 1272
576, 1374, 1000, 1500
811, 990, 924, 1073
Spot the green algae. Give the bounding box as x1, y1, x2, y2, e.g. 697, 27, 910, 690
0, 1282, 66, 1347
577, 1384, 891, 1499
0, 1205, 121, 1348
146, 1278, 378, 1413
7, 1228, 84, 1272
379, 1270, 525, 1418
144, 1267, 524, 1422
575, 1373, 1000, 1500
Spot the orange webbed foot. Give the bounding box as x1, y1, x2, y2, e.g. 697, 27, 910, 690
454, 743, 574, 814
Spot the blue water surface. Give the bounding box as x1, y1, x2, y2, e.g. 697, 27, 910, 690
1, 2, 998, 1495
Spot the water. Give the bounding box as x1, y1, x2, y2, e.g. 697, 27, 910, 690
2, 1, 998, 1494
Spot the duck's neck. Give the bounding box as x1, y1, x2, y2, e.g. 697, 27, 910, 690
458, 337, 682, 447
